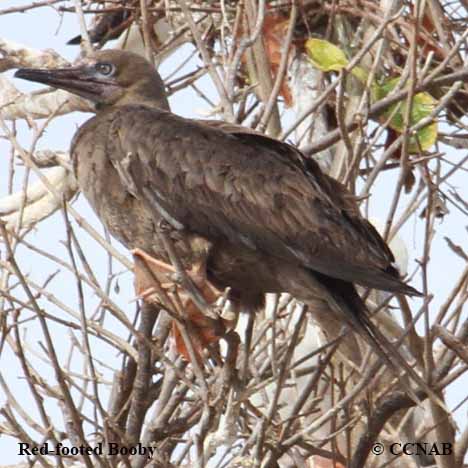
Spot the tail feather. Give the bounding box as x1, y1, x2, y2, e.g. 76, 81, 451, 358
312, 272, 441, 406
354, 264, 423, 297
380, 264, 423, 297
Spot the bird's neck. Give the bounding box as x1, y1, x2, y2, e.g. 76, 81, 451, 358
124, 77, 170, 110
123, 91, 169, 109
97, 77, 170, 112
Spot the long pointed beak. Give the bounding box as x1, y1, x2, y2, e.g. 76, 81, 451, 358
14, 66, 107, 101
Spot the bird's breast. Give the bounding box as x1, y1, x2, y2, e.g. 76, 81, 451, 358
71, 118, 210, 267
72, 120, 161, 255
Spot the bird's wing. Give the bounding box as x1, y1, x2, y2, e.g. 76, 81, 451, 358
102, 105, 405, 291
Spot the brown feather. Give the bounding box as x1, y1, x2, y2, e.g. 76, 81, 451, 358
15, 50, 423, 381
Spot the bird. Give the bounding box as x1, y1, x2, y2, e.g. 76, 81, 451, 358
15, 49, 428, 392
67, 8, 133, 46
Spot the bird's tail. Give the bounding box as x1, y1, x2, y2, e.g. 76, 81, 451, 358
311, 272, 440, 405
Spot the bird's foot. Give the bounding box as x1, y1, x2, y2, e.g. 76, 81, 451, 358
132, 248, 179, 299
131, 248, 235, 363
131, 247, 222, 302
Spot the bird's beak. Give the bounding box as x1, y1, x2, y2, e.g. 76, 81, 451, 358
14, 65, 111, 102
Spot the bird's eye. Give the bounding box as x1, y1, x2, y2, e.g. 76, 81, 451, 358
95, 62, 115, 76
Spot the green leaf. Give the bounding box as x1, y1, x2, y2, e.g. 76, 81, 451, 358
305, 38, 368, 83
350, 66, 368, 83
375, 78, 438, 152
408, 121, 438, 152
374, 77, 401, 99
305, 38, 349, 72
305, 39, 438, 152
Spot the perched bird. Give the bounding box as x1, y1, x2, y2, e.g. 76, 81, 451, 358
15, 50, 425, 388
67, 8, 133, 46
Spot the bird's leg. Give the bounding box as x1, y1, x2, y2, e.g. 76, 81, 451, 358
131, 247, 233, 363
184, 259, 223, 304
155, 222, 222, 320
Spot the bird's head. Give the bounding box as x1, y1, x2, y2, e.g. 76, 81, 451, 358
15, 49, 169, 111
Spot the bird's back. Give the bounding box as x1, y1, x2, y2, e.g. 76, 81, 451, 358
72, 104, 415, 296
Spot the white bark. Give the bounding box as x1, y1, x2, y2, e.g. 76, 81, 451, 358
0, 37, 68, 72
290, 54, 334, 173
1, 86, 92, 120
0, 166, 78, 230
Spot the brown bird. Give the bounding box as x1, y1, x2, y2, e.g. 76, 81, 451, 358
15, 50, 426, 388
